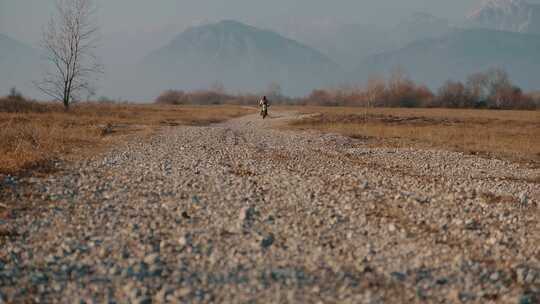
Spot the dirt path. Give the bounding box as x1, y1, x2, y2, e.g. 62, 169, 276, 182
1, 111, 539, 303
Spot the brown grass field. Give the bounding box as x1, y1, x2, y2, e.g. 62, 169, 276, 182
2, 101, 539, 175
283, 106, 540, 165
0, 102, 253, 175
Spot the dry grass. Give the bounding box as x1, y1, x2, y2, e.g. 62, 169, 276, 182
0, 102, 253, 174
283, 106, 540, 164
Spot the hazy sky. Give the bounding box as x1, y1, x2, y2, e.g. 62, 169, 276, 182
3, 0, 540, 99
1, 0, 494, 45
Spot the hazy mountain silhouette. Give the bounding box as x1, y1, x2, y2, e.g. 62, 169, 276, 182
393, 12, 452, 45
467, 0, 540, 34
6, 9, 540, 100
292, 12, 452, 69
137, 20, 342, 98
354, 28, 540, 90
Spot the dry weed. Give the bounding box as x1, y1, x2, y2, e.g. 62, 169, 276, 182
0, 103, 253, 174
284, 106, 540, 163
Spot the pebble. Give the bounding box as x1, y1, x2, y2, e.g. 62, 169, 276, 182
143, 253, 160, 265
260, 234, 275, 249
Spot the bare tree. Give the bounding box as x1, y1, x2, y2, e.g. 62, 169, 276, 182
437, 80, 470, 108
8, 87, 24, 100
485, 68, 512, 108
364, 75, 385, 122
36, 0, 102, 109
466, 68, 514, 108
465, 72, 489, 105
366, 75, 386, 107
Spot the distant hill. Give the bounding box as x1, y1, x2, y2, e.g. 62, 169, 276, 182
138, 20, 342, 97
285, 23, 392, 70
467, 0, 540, 34
354, 29, 540, 90
393, 12, 452, 46
0, 34, 41, 97
290, 12, 452, 69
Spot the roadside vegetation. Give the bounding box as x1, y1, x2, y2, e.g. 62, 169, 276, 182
155, 83, 294, 106
155, 68, 540, 110
287, 106, 540, 164
3, 65, 539, 174
300, 68, 540, 110
0, 93, 252, 174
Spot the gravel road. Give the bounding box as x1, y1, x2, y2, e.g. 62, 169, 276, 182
1, 111, 539, 303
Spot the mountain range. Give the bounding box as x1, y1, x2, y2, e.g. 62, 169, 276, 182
2, 0, 540, 99
138, 20, 341, 97
354, 28, 540, 90
293, 12, 452, 68
467, 0, 540, 34
347, 0, 540, 91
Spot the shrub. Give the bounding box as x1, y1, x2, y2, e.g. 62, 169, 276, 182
8, 87, 24, 100
527, 92, 540, 109
306, 90, 337, 106
0, 96, 51, 113
97, 96, 117, 104
188, 90, 233, 105
437, 81, 473, 108
155, 90, 187, 105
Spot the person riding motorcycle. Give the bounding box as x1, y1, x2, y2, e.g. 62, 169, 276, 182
259, 96, 269, 118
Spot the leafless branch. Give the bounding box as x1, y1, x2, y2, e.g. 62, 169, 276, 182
35, 0, 103, 109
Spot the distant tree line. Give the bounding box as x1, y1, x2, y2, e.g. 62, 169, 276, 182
155, 67, 539, 110
0, 87, 52, 113
155, 82, 296, 106
155, 90, 259, 105
301, 68, 539, 110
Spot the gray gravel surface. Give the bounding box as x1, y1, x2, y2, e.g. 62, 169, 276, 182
1, 111, 539, 303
